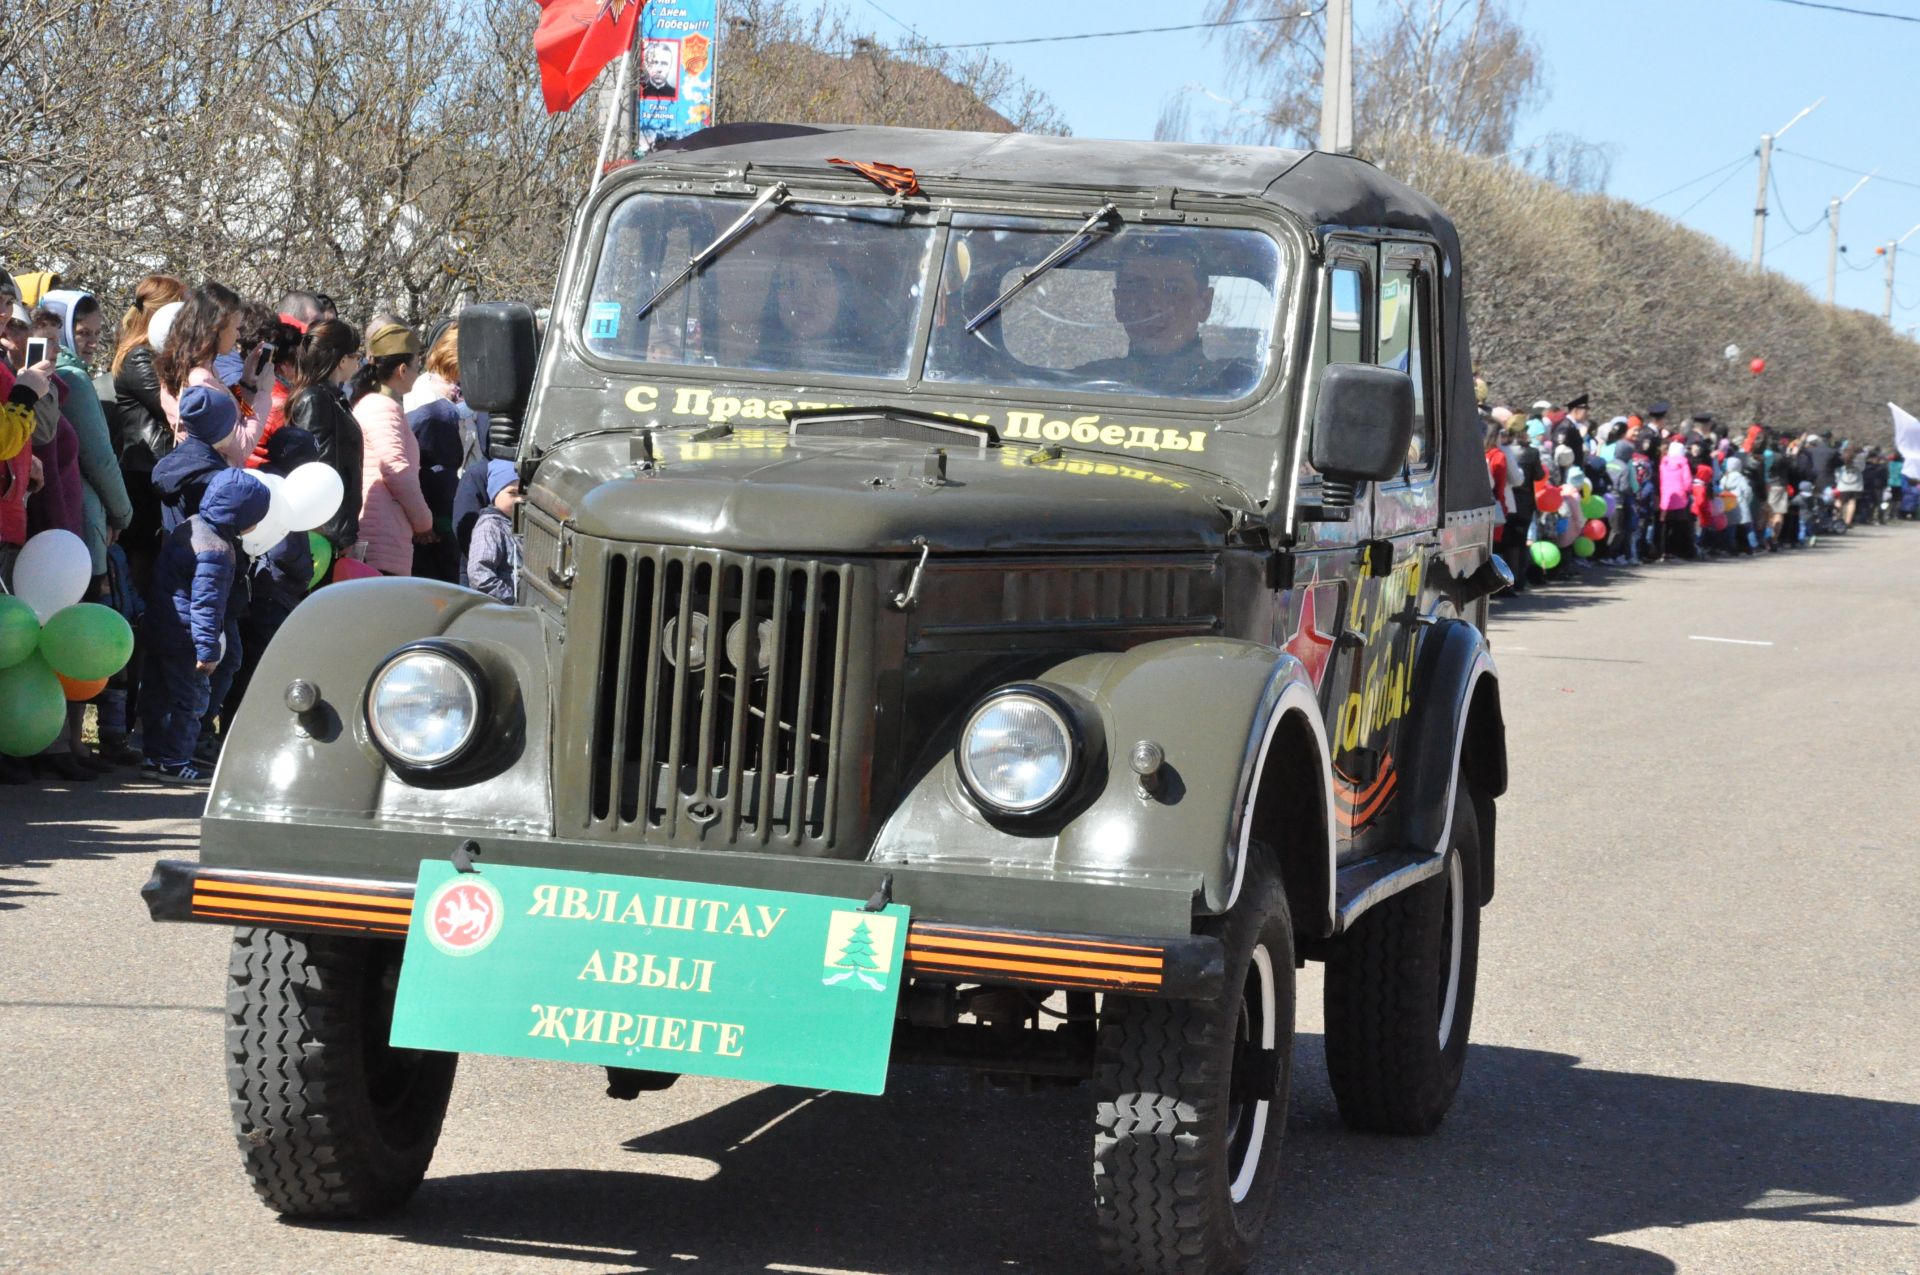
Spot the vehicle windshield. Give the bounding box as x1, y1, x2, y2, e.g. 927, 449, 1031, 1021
926, 215, 1281, 402
581, 193, 1284, 404
583, 194, 937, 380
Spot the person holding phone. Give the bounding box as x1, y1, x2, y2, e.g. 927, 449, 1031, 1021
155, 282, 274, 468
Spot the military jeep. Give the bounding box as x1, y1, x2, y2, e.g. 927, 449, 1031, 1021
145, 123, 1508, 1275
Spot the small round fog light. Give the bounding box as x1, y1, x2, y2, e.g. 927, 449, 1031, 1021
284, 679, 320, 714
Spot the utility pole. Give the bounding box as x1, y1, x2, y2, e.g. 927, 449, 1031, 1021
1881, 222, 1920, 323
1826, 170, 1876, 306
1319, 0, 1353, 154
1751, 97, 1824, 269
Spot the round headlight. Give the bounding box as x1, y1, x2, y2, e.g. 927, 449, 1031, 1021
366, 647, 481, 768
958, 690, 1078, 815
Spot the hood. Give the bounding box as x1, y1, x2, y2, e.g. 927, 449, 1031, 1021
42, 289, 91, 357
152, 437, 230, 499
532, 427, 1243, 555
199, 468, 272, 534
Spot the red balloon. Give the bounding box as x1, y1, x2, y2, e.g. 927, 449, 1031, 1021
1536, 484, 1563, 513
1583, 518, 1608, 541
332, 558, 379, 582
1749, 357, 1766, 375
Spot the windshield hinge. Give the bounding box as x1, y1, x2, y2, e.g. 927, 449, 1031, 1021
1139, 186, 1184, 223
890, 537, 931, 611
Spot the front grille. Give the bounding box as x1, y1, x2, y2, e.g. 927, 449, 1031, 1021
585, 546, 854, 847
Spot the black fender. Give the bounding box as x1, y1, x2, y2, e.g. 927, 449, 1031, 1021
1394, 617, 1505, 904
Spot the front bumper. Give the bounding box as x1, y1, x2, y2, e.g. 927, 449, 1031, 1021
144, 841, 1224, 1000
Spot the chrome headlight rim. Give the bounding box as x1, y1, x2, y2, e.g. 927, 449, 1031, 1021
955, 684, 1086, 818
363, 640, 489, 773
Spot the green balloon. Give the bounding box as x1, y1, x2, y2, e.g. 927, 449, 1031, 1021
1581, 495, 1606, 521
308, 532, 334, 590
1530, 540, 1561, 570
0, 594, 38, 669
38, 602, 135, 681
1573, 535, 1596, 558
0, 652, 66, 756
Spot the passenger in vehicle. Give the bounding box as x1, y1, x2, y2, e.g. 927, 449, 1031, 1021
1075, 247, 1255, 398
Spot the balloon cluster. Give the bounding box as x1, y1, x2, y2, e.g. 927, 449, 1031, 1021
240, 463, 346, 557
0, 531, 135, 757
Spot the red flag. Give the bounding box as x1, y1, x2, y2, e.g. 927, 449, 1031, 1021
535, 0, 643, 115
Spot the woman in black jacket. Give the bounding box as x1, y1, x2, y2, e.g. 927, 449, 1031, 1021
110, 274, 187, 573
283, 319, 365, 556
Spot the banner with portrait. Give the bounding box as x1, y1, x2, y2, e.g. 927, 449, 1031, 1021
632, 0, 716, 153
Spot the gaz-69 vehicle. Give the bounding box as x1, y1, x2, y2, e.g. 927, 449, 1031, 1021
145, 123, 1508, 1274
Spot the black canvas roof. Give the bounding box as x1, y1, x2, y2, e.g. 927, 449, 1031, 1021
649, 123, 1450, 234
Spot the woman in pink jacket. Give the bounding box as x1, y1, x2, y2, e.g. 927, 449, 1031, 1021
351, 322, 435, 575
156, 282, 274, 468
1657, 440, 1695, 561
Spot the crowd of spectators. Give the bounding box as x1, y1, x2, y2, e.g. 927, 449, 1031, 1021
1480, 390, 1913, 594
0, 271, 522, 786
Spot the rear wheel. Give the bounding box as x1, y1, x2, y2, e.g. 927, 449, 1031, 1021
1092, 864, 1294, 1274
226, 927, 457, 1218
1323, 784, 1482, 1134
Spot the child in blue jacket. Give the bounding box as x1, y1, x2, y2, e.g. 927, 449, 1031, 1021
140, 445, 271, 785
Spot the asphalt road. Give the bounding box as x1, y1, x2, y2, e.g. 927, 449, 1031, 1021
3, 527, 1917, 1275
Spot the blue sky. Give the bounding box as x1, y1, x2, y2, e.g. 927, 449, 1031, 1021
861, 0, 1920, 328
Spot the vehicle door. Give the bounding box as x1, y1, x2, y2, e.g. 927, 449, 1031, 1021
1281, 240, 1378, 863
1339, 241, 1444, 856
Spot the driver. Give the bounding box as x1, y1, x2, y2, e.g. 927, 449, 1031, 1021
1076, 246, 1252, 396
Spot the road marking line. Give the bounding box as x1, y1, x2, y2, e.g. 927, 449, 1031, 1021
1688, 635, 1773, 646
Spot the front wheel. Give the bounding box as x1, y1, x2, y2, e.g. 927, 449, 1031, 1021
226, 927, 457, 1218
1092, 864, 1295, 1275
1323, 784, 1483, 1134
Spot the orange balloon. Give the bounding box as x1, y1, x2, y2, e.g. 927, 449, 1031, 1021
57, 673, 108, 701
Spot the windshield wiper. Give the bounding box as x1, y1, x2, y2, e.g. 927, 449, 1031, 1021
633, 181, 790, 322
964, 201, 1119, 333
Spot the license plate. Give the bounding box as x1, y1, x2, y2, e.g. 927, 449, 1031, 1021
390, 861, 909, 1095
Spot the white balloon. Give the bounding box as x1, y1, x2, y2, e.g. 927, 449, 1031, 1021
254, 470, 291, 529
13, 530, 91, 621
148, 301, 184, 354
280, 462, 344, 533
240, 515, 289, 557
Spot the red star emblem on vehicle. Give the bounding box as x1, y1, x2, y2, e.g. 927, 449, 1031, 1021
1284, 583, 1336, 690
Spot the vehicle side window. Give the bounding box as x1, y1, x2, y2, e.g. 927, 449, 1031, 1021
1301, 260, 1372, 478
1378, 264, 1434, 471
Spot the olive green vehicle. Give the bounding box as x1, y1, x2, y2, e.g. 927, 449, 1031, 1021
145, 124, 1510, 1274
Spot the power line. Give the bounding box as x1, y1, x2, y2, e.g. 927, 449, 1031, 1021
923, 10, 1323, 51
1759, 0, 1920, 21
1776, 146, 1920, 193
860, 0, 919, 38
1675, 159, 1752, 220
1768, 167, 1823, 236
1643, 152, 1752, 205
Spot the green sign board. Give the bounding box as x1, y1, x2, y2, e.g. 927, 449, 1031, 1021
390, 861, 910, 1095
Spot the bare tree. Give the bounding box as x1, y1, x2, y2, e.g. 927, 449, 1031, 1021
1181, 0, 1542, 162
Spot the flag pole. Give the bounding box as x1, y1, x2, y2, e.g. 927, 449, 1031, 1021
590, 19, 639, 195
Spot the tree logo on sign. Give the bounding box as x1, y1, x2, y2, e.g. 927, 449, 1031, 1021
424, 875, 505, 956
822, 911, 896, 991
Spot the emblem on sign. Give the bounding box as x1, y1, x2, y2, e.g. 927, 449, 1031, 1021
425, 875, 505, 956
822, 910, 897, 990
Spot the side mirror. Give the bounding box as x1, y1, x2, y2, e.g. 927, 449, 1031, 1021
1309, 363, 1415, 499
458, 302, 539, 459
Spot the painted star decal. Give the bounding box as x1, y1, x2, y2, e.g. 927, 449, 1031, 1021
1284, 583, 1336, 691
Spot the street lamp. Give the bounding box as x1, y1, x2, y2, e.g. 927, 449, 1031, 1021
1877, 222, 1920, 324
1752, 97, 1824, 269
1826, 169, 1877, 307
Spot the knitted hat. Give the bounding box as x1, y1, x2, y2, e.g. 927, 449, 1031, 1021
485, 459, 519, 502
178, 385, 238, 447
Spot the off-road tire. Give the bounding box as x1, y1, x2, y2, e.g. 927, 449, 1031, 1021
1092, 864, 1295, 1275
226, 927, 457, 1218
1323, 784, 1482, 1135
